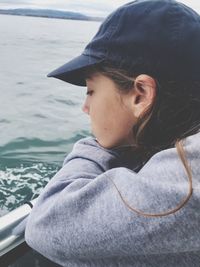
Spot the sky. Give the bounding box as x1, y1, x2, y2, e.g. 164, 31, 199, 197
0, 0, 199, 17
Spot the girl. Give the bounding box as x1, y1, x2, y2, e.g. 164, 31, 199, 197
25, 0, 200, 266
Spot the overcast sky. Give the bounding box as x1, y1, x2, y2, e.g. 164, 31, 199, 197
0, 0, 199, 17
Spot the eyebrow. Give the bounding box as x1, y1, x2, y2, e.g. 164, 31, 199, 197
84, 69, 99, 81
86, 76, 93, 82
84, 70, 93, 79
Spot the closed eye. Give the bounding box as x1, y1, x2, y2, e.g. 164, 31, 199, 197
86, 90, 94, 96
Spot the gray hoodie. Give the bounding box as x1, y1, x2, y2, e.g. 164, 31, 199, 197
25, 131, 200, 267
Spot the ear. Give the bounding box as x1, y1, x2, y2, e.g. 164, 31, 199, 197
131, 74, 156, 118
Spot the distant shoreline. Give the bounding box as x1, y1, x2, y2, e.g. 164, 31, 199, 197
0, 8, 104, 22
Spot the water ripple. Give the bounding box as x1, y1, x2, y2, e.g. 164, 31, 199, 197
0, 131, 90, 215
0, 119, 10, 124
55, 98, 79, 106
0, 162, 59, 215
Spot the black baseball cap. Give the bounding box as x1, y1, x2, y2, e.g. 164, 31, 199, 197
47, 0, 200, 87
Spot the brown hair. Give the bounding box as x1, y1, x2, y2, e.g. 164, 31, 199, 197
85, 62, 200, 217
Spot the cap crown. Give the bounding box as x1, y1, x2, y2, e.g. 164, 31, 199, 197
84, 0, 200, 81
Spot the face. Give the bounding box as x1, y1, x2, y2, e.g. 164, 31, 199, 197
82, 73, 138, 149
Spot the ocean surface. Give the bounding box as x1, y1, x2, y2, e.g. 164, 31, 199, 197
0, 14, 100, 216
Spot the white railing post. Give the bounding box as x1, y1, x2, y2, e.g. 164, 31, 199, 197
0, 198, 38, 257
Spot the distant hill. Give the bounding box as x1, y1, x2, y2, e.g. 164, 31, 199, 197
0, 8, 104, 21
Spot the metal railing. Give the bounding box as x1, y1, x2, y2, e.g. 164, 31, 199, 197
0, 198, 38, 258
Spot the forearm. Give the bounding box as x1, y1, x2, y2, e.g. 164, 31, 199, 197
24, 134, 200, 266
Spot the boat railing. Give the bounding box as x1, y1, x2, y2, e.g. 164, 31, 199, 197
0, 198, 38, 265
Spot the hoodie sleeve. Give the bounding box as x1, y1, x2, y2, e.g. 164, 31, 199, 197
25, 134, 200, 266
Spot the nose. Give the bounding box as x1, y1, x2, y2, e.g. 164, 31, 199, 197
82, 99, 89, 115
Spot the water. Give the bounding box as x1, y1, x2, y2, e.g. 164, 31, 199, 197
0, 14, 100, 216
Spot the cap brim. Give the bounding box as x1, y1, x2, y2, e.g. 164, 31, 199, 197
47, 54, 104, 86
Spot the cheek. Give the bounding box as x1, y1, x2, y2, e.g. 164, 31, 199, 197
112, 112, 134, 136
90, 110, 108, 132
91, 104, 135, 147
89, 101, 112, 135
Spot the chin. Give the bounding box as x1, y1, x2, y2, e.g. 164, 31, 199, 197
99, 142, 113, 149
93, 137, 109, 148
92, 129, 124, 149
96, 138, 119, 149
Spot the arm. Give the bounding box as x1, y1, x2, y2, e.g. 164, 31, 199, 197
25, 134, 200, 265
